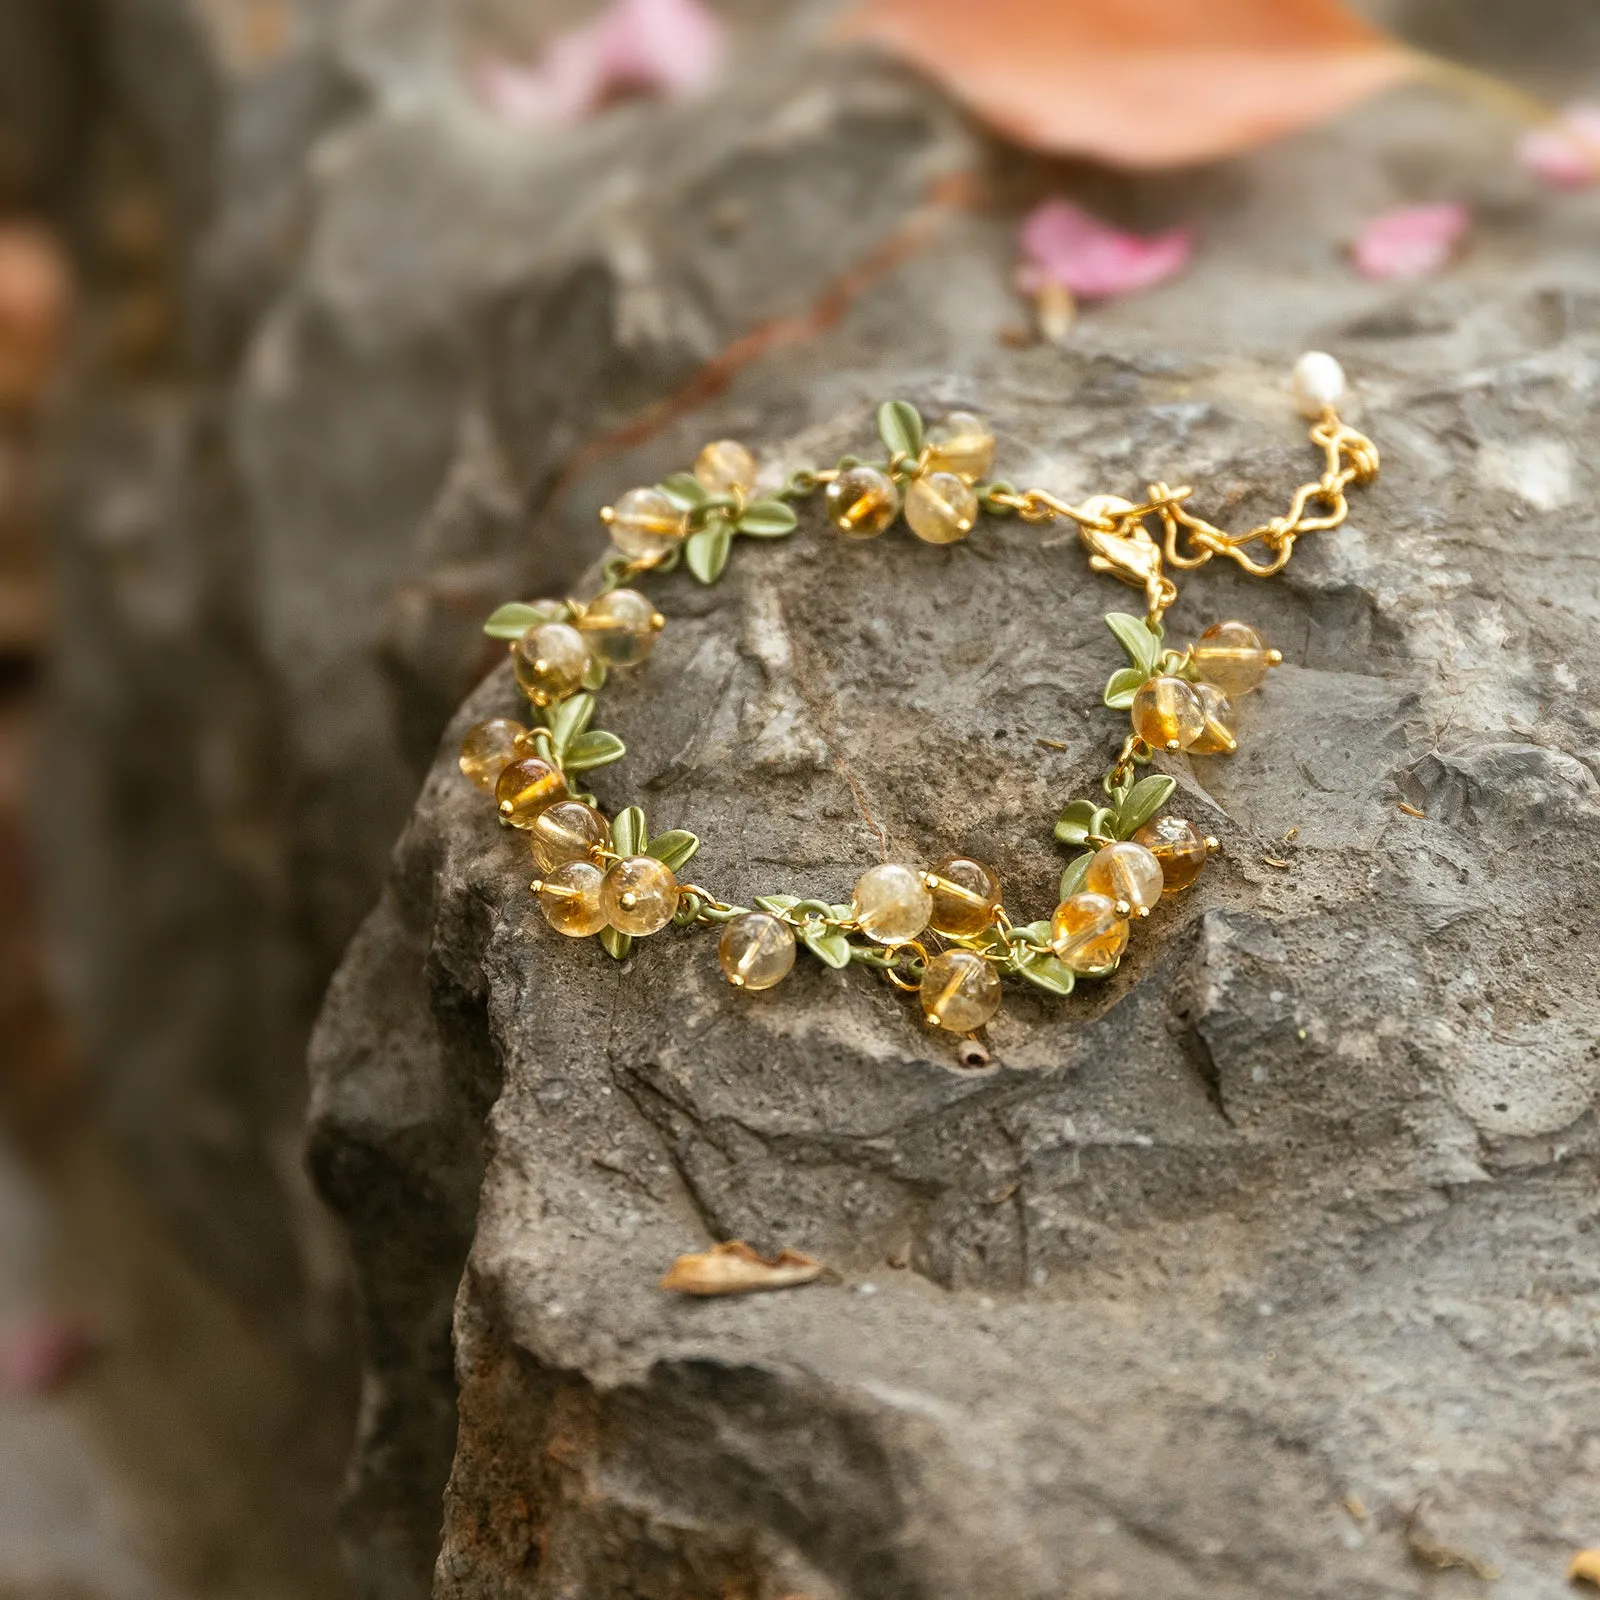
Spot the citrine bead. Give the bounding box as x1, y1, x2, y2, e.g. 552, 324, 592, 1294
1191, 620, 1274, 696
924, 856, 1001, 937
1133, 816, 1211, 893
904, 471, 977, 545
513, 622, 590, 707
1084, 841, 1165, 917
459, 718, 524, 791
693, 439, 757, 495
920, 949, 1002, 1033
494, 755, 566, 825
607, 486, 688, 564
826, 465, 899, 539
1130, 674, 1205, 751
717, 912, 796, 990
578, 588, 663, 667
529, 801, 610, 871
851, 863, 932, 945
924, 411, 994, 482
533, 860, 608, 937
601, 855, 679, 937
1050, 892, 1129, 973
1189, 681, 1238, 755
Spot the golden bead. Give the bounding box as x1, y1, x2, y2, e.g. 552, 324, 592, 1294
607, 486, 688, 564
513, 622, 590, 707
1084, 841, 1164, 917
924, 856, 1001, 937
1050, 892, 1129, 973
1130, 674, 1205, 751
601, 855, 679, 937
1191, 620, 1273, 696
920, 949, 1002, 1032
529, 801, 610, 871
693, 439, 757, 494
1189, 681, 1238, 755
494, 755, 567, 825
458, 718, 524, 791
578, 587, 663, 667
904, 471, 977, 545
1133, 816, 1209, 893
826, 465, 899, 539
717, 912, 796, 990
851, 863, 932, 945
533, 860, 608, 937
924, 411, 994, 482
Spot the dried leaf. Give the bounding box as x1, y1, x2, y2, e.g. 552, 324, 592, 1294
1518, 104, 1600, 188
836, 0, 1418, 168
1351, 201, 1469, 282
1570, 1550, 1600, 1587
660, 1240, 824, 1296
1404, 1500, 1500, 1581
1018, 201, 1193, 300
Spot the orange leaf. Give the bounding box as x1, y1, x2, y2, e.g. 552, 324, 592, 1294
836, 0, 1420, 169
659, 1240, 824, 1296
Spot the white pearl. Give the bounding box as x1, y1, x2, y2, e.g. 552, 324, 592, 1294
1292, 351, 1347, 418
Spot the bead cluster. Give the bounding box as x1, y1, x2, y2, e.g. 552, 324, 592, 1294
459, 356, 1377, 1049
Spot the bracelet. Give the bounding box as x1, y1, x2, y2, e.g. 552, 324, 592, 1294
457, 351, 1377, 1050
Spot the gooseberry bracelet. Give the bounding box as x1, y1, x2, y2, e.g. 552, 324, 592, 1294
457, 352, 1378, 1045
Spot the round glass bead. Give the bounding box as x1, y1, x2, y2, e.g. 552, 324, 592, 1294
494, 755, 566, 825
717, 912, 796, 991
920, 950, 1002, 1033
904, 471, 977, 545
529, 801, 610, 871
1189, 680, 1237, 755
924, 411, 994, 482
924, 856, 1001, 937
1191, 620, 1273, 697
534, 860, 608, 938
1134, 816, 1210, 893
578, 588, 663, 667
601, 855, 679, 937
513, 622, 590, 707
458, 718, 524, 791
1050, 892, 1129, 973
1085, 841, 1165, 916
693, 439, 757, 494
851, 863, 932, 945
826, 465, 899, 539
1130, 674, 1205, 751
608, 486, 688, 564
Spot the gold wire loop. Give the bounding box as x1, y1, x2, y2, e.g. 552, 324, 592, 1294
881, 939, 930, 991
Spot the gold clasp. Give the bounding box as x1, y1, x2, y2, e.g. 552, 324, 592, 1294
1076, 496, 1177, 625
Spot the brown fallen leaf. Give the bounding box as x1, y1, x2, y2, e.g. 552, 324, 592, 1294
1571, 1550, 1600, 1588
836, 0, 1418, 169
660, 1240, 824, 1297
1404, 1499, 1500, 1581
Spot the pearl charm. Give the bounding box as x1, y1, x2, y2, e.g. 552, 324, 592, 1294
1292, 351, 1346, 419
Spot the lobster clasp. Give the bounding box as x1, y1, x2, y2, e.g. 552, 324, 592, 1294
1076, 496, 1175, 623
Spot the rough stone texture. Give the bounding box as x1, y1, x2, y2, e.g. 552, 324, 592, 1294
307, 5, 1600, 1590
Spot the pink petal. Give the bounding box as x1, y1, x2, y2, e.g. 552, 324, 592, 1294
1518, 104, 1600, 189
1351, 201, 1469, 282
0, 1316, 96, 1395
1016, 199, 1193, 300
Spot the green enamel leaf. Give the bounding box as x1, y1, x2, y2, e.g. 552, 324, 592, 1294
1058, 853, 1093, 901
1054, 798, 1100, 846
736, 499, 798, 538
644, 829, 700, 873
876, 399, 924, 460
599, 926, 633, 962
483, 601, 561, 640
754, 894, 800, 914
1014, 953, 1076, 996
659, 472, 708, 510
580, 655, 608, 692
611, 805, 647, 857
1115, 774, 1176, 838
563, 729, 626, 772
1105, 612, 1164, 677
1103, 666, 1147, 710
547, 693, 595, 757
801, 925, 852, 969
684, 520, 733, 585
